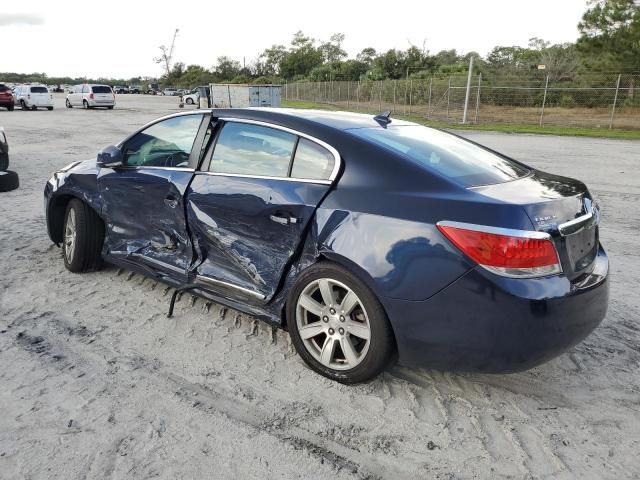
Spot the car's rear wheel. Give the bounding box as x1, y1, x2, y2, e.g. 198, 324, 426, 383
7, 104, 14, 111
20, 100, 27, 110
63, 199, 104, 272
83, 100, 90, 109
47, 107, 53, 111
186, 98, 194, 105
287, 262, 395, 384
66, 99, 72, 108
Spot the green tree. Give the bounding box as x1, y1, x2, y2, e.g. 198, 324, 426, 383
279, 31, 323, 78
577, 0, 640, 71
214, 56, 241, 80
319, 33, 347, 63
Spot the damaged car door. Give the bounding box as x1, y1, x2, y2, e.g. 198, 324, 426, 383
187, 119, 340, 302
98, 113, 209, 278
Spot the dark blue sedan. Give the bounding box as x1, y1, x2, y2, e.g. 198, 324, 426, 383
44, 108, 609, 383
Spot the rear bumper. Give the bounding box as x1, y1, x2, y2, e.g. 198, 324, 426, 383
88, 100, 115, 107
383, 245, 609, 372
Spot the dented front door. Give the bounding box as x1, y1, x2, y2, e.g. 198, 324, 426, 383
97, 113, 207, 277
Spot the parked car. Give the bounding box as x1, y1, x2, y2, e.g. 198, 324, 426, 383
113, 85, 129, 94
66, 84, 115, 109
13, 84, 54, 110
163, 87, 179, 96
0, 84, 14, 111
44, 109, 609, 384
129, 85, 142, 94
0, 127, 8, 170
180, 88, 199, 105
0, 127, 19, 192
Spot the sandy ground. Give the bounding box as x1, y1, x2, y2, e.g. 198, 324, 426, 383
0, 94, 639, 479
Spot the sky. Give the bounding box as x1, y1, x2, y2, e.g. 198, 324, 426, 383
0, 0, 589, 79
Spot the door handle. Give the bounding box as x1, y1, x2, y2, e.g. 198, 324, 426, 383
164, 196, 179, 208
270, 214, 297, 225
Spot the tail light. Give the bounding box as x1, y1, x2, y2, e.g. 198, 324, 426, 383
89, 93, 94, 99
27, 94, 31, 99
437, 221, 561, 278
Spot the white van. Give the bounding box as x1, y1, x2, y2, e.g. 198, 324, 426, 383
13, 85, 54, 110
66, 84, 115, 109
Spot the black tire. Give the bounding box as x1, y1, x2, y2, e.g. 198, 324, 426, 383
107, 106, 114, 110
7, 104, 14, 111
287, 262, 395, 384
0, 170, 19, 192
31, 105, 37, 111
0, 153, 8, 171
47, 107, 53, 111
83, 100, 90, 109
66, 99, 72, 108
186, 98, 194, 105
20, 100, 27, 111
62, 199, 104, 273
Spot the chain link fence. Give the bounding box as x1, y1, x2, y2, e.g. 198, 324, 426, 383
284, 72, 640, 130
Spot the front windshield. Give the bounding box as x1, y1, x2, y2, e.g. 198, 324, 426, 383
349, 125, 529, 187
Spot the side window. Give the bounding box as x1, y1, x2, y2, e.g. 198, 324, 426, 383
123, 114, 204, 168
209, 122, 296, 177
291, 138, 336, 180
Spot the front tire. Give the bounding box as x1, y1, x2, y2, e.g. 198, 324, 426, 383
63, 199, 104, 272
186, 98, 194, 105
287, 262, 395, 384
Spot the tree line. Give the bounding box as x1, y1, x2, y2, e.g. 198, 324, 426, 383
1, 0, 638, 88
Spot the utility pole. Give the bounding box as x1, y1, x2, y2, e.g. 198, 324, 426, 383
462, 56, 474, 124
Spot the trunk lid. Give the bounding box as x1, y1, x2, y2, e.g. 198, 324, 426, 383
472, 170, 600, 279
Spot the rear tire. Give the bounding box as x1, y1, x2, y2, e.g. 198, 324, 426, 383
0, 170, 19, 192
107, 106, 114, 110
287, 262, 395, 384
63, 199, 104, 273
47, 107, 53, 111
20, 100, 27, 111
0, 153, 8, 171
66, 99, 72, 108
186, 98, 194, 105
83, 100, 90, 109
7, 104, 14, 111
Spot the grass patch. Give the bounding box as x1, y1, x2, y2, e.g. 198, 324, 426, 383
282, 100, 640, 140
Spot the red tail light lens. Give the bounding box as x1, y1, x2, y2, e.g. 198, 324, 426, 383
89, 93, 94, 99
437, 222, 561, 278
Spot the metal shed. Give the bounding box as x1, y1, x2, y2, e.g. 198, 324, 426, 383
207, 84, 282, 108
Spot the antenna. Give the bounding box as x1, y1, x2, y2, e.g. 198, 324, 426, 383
374, 111, 392, 127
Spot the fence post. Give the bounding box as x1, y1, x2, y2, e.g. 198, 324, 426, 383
446, 77, 451, 119
427, 78, 432, 118
408, 80, 413, 115
357, 80, 360, 110
609, 73, 622, 130
347, 82, 350, 109
474, 73, 482, 124
462, 56, 474, 124
539, 75, 549, 127
404, 69, 409, 115
393, 80, 397, 113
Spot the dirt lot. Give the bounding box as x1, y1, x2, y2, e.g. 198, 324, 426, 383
0, 94, 639, 479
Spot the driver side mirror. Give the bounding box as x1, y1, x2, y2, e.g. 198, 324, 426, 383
97, 145, 123, 168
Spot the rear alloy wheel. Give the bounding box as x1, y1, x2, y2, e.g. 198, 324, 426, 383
288, 263, 395, 384
63, 199, 104, 272
186, 97, 194, 105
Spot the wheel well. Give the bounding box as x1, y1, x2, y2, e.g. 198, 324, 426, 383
49, 196, 103, 244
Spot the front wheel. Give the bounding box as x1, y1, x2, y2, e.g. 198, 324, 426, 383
186, 97, 194, 105
287, 262, 395, 384
63, 199, 104, 272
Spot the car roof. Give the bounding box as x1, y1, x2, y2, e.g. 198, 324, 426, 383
216, 107, 420, 131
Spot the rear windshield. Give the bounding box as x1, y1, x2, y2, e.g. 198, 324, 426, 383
92, 86, 112, 93
0, 84, 9, 92
350, 125, 529, 187
30, 86, 48, 93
